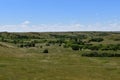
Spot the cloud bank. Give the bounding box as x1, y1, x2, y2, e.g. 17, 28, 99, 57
0, 21, 120, 32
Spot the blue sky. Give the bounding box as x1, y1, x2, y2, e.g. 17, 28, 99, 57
0, 0, 120, 32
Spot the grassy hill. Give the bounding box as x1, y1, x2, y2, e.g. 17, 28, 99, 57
0, 32, 120, 80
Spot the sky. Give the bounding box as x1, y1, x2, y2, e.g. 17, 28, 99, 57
0, 0, 120, 32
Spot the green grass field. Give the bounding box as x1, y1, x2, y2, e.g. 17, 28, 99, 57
0, 32, 120, 80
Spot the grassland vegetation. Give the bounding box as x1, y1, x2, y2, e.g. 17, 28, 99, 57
0, 32, 120, 80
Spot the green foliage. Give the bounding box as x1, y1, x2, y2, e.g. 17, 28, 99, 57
97, 32, 109, 36
71, 44, 80, 50
40, 45, 43, 48
46, 43, 50, 46
89, 38, 104, 42
63, 44, 69, 48
78, 34, 87, 39
82, 44, 120, 51
43, 49, 48, 53
82, 51, 120, 57
48, 40, 56, 44
88, 45, 100, 50
101, 44, 120, 51
56, 38, 65, 44
18, 42, 35, 48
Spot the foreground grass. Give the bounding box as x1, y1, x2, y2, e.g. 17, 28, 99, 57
0, 46, 120, 80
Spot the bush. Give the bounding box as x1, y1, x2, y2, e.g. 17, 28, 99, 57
63, 44, 69, 48
19, 44, 24, 48
71, 44, 79, 50
46, 43, 50, 46
81, 51, 120, 57
89, 38, 104, 42
59, 44, 62, 46
88, 45, 99, 50
40, 45, 43, 48
18, 41, 36, 48
43, 49, 48, 53
101, 44, 120, 51
97, 33, 109, 36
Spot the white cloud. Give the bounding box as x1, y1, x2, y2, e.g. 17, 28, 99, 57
0, 21, 120, 32
21, 20, 30, 25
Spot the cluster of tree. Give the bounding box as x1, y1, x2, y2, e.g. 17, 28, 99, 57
100, 44, 120, 51
0, 38, 24, 44
111, 37, 120, 41
0, 36, 47, 46
47, 39, 65, 46
50, 34, 68, 38
113, 38, 120, 41
70, 43, 120, 51
48, 41, 56, 45
18, 42, 35, 48
78, 34, 87, 39
71, 44, 80, 50
97, 32, 109, 36
50, 34, 87, 40
89, 38, 104, 42
0, 32, 42, 40
81, 51, 120, 57
63, 39, 85, 49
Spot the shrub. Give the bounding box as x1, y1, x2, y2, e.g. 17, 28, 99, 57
89, 38, 104, 42
71, 44, 79, 50
88, 45, 99, 50
79, 45, 84, 50
97, 33, 109, 36
81, 51, 120, 57
63, 44, 69, 48
43, 49, 48, 53
59, 44, 62, 46
46, 43, 50, 46
19, 44, 24, 48
40, 45, 43, 48
101, 44, 120, 51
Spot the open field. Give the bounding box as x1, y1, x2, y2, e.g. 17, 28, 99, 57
0, 32, 120, 80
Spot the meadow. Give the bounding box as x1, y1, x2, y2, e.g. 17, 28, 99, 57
0, 32, 120, 80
